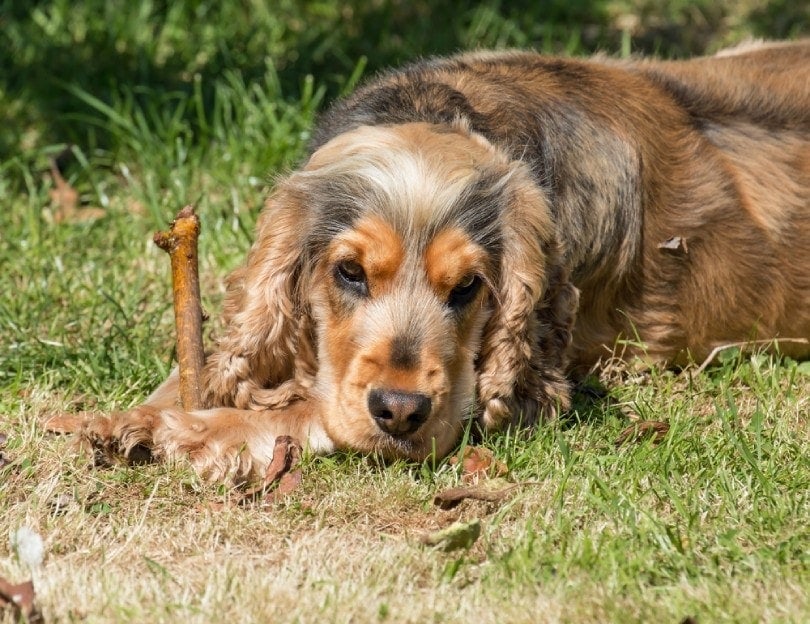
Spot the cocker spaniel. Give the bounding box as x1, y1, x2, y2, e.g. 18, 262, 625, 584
83, 41, 810, 481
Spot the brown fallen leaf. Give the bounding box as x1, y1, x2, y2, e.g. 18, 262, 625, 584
615, 420, 670, 447
449, 446, 507, 483
434, 478, 520, 510
269, 469, 303, 502
0, 432, 10, 470
0, 453, 9, 471
200, 500, 229, 513
241, 436, 303, 502
0, 576, 40, 622
48, 493, 77, 516
657, 236, 688, 255
48, 159, 105, 224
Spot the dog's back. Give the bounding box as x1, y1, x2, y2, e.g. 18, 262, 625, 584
312, 43, 810, 366
631, 40, 810, 129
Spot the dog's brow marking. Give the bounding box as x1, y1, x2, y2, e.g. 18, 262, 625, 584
424, 227, 488, 300
332, 215, 405, 294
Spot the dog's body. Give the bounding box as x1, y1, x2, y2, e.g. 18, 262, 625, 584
86, 42, 810, 480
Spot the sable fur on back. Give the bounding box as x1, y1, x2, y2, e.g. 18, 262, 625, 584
310, 44, 810, 369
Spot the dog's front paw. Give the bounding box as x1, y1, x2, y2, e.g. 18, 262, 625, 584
79, 405, 162, 464
151, 409, 267, 482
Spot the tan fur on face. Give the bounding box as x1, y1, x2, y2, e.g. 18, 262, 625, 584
424, 227, 489, 299
328, 215, 405, 298
310, 214, 493, 461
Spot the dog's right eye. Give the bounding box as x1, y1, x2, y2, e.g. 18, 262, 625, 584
335, 260, 369, 296
447, 274, 482, 309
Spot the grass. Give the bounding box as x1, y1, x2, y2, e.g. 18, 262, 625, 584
1, 2, 808, 622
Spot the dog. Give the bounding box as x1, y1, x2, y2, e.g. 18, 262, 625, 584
81, 41, 810, 481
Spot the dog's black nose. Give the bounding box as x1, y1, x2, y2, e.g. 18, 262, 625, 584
367, 389, 431, 436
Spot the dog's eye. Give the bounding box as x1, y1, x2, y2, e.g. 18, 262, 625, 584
335, 260, 368, 295
447, 275, 482, 309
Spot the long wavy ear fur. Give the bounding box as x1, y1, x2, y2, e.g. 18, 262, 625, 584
202, 178, 317, 410
476, 164, 579, 429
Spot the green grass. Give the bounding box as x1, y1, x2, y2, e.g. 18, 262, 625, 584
1, 2, 808, 622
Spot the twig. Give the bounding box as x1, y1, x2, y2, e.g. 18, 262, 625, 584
154, 206, 205, 410
695, 337, 809, 375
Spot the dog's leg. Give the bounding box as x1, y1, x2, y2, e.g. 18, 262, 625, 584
81, 399, 329, 482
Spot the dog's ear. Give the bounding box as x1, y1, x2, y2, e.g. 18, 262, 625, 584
476, 166, 579, 429
202, 178, 317, 409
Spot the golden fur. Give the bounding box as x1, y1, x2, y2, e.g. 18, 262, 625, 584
84, 41, 810, 481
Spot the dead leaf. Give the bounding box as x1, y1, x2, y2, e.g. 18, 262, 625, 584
657, 236, 688, 255
264, 436, 302, 484
434, 480, 520, 511
241, 436, 303, 502
420, 519, 481, 552
0, 433, 10, 470
48, 159, 105, 224
0, 576, 40, 622
48, 493, 77, 516
615, 420, 670, 447
269, 469, 303, 502
196, 500, 228, 513
449, 446, 507, 483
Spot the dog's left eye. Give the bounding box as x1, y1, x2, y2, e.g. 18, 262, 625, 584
447, 275, 482, 309
335, 260, 369, 296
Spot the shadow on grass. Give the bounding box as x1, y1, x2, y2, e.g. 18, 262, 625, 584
8, 0, 806, 167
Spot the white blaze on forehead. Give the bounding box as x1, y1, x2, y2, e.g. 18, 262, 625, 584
356, 286, 456, 363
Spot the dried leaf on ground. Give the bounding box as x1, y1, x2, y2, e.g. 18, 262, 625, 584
615, 420, 670, 447
0, 576, 40, 622
241, 436, 303, 502
48, 493, 78, 516
449, 446, 508, 483
657, 236, 688, 255
48, 159, 105, 223
0, 433, 8, 470
434, 478, 520, 510
269, 469, 303, 502
420, 519, 482, 552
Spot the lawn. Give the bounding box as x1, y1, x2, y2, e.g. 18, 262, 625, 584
1, 2, 808, 622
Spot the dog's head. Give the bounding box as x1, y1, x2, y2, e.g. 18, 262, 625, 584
212, 121, 577, 460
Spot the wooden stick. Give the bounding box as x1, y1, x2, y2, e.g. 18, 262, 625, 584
154, 206, 205, 410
